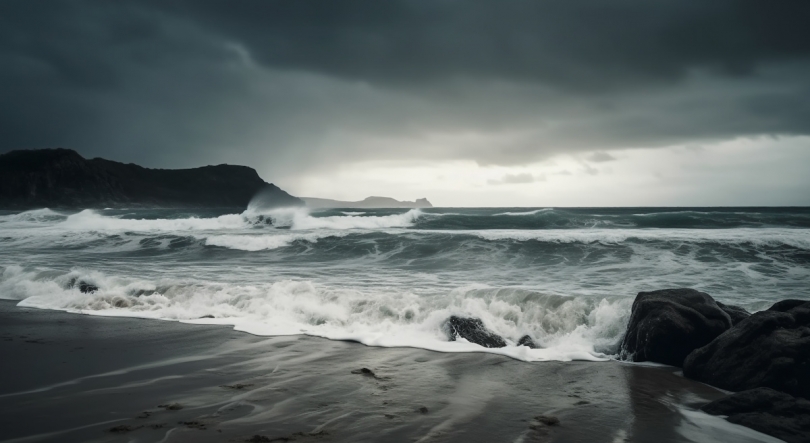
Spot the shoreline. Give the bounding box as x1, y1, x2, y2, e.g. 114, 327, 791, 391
0, 300, 783, 443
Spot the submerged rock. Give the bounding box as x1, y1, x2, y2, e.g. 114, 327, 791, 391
702, 388, 810, 443
443, 316, 507, 348
619, 289, 732, 367
684, 299, 810, 398
716, 302, 751, 326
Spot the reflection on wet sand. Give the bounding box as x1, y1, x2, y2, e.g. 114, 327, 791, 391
0, 302, 783, 443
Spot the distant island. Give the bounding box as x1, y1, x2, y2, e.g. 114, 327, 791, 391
302, 196, 433, 209
0, 148, 303, 209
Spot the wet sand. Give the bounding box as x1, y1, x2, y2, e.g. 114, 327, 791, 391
0, 301, 783, 443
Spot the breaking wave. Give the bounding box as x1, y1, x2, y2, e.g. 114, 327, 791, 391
493, 208, 554, 216
1, 206, 808, 361
0, 265, 626, 362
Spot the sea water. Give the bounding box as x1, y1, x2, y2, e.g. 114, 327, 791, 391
1, 206, 808, 362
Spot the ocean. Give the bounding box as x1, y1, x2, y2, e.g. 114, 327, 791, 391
1, 206, 808, 363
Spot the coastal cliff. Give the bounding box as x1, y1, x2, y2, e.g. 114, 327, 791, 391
302, 196, 433, 209
0, 148, 303, 209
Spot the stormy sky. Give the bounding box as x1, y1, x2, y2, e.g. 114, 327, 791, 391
2, 0, 810, 206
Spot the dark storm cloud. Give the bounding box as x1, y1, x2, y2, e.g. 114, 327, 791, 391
1, 0, 810, 178
153, 0, 810, 91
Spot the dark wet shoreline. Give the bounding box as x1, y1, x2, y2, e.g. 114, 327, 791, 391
0, 301, 782, 443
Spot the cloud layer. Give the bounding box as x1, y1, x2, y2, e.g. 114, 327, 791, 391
1, 1, 809, 204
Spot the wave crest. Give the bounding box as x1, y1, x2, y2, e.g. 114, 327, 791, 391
493, 208, 554, 216
249, 207, 423, 230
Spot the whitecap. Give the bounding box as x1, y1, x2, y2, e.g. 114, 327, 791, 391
493, 208, 554, 216
2, 266, 628, 362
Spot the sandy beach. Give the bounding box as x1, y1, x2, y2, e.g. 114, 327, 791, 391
0, 300, 784, 443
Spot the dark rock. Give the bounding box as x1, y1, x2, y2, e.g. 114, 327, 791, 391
351, 368, 376, 377
769, 299, 809, 313
443, 316, 507, 348
108, 424, 141, 433
684, 300, 810, 398
158, 403, 183, 410
199, 315, 215, 319
221, 383, 253, 390
619, 288, 732, 367
302, 196, 433, 209
702, 388, 810, 443
416, 406, 429, 414
703, 387, 804, 415
717, 302, 750, 326
247, 430, 328, 442
78, 282, 99, 294
66, 278, 98, 293
534, 415, 560, 426
517, 335, 539, 348
0, 148, 303, 209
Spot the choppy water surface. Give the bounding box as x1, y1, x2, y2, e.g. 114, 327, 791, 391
1, 206, 808, 361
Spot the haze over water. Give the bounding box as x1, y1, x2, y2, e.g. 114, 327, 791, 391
1, 206, 808, 362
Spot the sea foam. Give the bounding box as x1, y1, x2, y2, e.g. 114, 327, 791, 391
493, 208, 554, 216
1, 265, 625, 362
2, 206, 808, 363
262, 207, 423, 230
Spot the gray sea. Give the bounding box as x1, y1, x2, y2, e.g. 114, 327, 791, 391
1, 206, 808, 362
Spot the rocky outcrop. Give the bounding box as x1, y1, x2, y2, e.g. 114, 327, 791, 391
0, 148, 303, 209
617, 291, 809, 442
717, 302, 751, 326
683, 299, 810, 399
66, 278, 99, 294
443, 316, 506, 348
517, 335, 539, 348
619, 289, 732, 367
702, 388, 810, 443
78, 282, 99, 294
